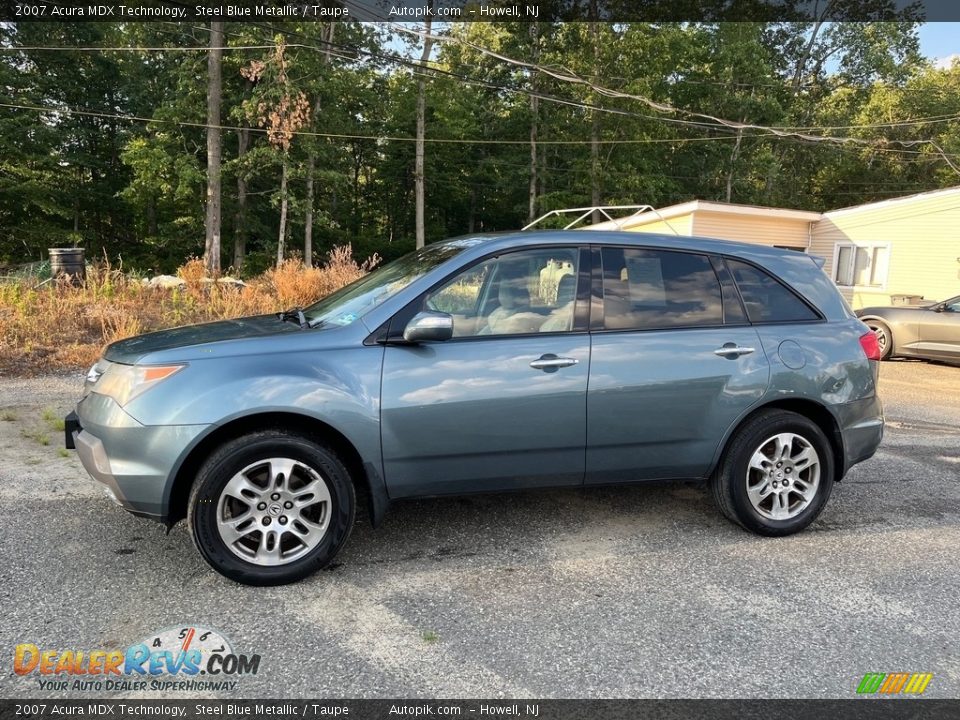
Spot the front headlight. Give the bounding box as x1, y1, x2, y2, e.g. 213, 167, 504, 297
93, 363, 186, 406
84, 359, 111, 396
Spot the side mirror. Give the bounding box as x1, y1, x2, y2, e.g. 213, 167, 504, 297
403, 311, 454, 343
934, 303, 946, 313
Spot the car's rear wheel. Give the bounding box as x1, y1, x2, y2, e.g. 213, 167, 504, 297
188, 429, 355, 585
711, 410, 834, 536
865, 320, 893, 360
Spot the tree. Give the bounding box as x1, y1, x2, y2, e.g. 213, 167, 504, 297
528, 22, 540, 223
415, 16, 434, 249
242, 37, 311, 267
204, 21, 224, 275
2, 20, 956, 270
303, 22, 336, 268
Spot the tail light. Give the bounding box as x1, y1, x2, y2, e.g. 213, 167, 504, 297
859, 331, 881, 361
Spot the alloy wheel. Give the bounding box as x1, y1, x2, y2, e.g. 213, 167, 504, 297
869, 323, 888, 354
216, 457, 331, 566
745, 433, 821, 521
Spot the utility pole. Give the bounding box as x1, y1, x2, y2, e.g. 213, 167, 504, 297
415, 13, 434, 249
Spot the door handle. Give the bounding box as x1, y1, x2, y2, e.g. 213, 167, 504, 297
530, 355, 578, 371
713, 344, 756, 358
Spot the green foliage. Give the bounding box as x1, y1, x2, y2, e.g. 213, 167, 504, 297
0, 20, 954, 271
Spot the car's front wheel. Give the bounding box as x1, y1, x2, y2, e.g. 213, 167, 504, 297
188, 429, 355, 585
711, 410, 834, 536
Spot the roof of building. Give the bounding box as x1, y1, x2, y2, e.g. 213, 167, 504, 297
587, 186, 960, 231
586, 199, 822, 231
823, 185, 960, 219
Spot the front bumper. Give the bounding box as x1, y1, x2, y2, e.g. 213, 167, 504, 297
65, 394, 208, 521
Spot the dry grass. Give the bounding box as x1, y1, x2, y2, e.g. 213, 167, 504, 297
0, 245, 378, 375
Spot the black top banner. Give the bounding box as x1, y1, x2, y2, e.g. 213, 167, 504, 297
3, 0, 959, 23
3, 700, 960, 720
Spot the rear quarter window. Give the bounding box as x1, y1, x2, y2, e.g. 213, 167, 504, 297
727, 259, 819, 323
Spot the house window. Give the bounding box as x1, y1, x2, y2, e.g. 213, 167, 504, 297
833, 243, 889, 288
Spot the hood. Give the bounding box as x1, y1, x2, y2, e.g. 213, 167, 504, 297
103, 314, 301, 364
858, 303, 935, 316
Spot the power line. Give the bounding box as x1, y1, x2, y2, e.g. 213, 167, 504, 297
7, 36, 960, 134
383, 20, 960, 173
0, 40, 729, 133
6, 23, 960, 163
0, 100, 760, 145
8, 29, 960, 137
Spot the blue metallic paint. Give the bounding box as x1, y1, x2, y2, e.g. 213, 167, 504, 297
71, 230, 883, 526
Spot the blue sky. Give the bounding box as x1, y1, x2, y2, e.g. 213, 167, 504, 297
918, 23, 960, 65
392, 23, 960, 68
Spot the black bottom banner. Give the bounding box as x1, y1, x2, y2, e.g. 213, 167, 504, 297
4, 699, 960, 720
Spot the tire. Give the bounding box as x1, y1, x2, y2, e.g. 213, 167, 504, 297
188, 429, 355, 585
710, 410, 834, 537
865, 319, 893, 360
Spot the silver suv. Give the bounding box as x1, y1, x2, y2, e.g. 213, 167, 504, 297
66, 231, 884, 585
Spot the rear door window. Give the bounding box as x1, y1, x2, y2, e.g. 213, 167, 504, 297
726, 259, 819, 323
600, 247, 723, 331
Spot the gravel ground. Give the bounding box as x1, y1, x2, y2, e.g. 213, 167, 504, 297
0, 359, 958, 699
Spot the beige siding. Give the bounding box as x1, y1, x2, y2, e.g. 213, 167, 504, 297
810, 190, 960, 308
622, 213, 693, 236
690, 211, 809, 248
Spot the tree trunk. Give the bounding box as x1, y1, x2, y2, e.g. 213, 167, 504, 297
276, 156, 289, 267
539, 144, 547, 199
589, 17, 601, 224
304, 23, 335, 269
725, 127, 744, 203
415, 14, 434, 249
204, 21, 224, 275
146, 195, 157, 237
528, 22, 539, 223
233, 126, 250, 272
468, 187, 476, 233
304, 152, 316, 269
765, 21, 825, 202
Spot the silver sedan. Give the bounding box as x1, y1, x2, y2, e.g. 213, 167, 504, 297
857, 295, 960, 364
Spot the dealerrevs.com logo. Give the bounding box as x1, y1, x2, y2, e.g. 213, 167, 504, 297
14, 625, 261, 692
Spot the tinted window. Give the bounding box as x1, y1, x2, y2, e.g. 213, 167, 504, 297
727, 260, 818, 323
600, 248, 723, 331
425, 247, 580, 337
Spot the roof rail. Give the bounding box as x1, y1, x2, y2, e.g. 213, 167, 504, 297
522, 205, 652, 231
521, 204, 680, 235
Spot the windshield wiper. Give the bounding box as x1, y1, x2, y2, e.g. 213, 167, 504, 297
277, 307, 307, 329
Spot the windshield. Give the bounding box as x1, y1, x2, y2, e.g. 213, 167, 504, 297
303, 243, 469, 327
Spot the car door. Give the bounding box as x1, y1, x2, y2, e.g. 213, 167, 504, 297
380, 246, 591, 498
586, 247, 770, 483
917, 295, 960, 360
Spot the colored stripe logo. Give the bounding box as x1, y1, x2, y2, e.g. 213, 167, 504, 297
857, 673, 933, 695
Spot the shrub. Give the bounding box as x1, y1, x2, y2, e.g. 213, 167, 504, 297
0, 245, 377, 375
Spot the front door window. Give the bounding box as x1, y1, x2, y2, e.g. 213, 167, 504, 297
425, 247, 580, 337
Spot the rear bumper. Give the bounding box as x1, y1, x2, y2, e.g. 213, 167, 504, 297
66, 395, 208, 521
836, 394, 884, 475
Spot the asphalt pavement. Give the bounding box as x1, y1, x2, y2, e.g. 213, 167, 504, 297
0, 359, 958, 699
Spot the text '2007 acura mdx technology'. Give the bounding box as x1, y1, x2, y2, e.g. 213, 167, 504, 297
66, 231, 884, 585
